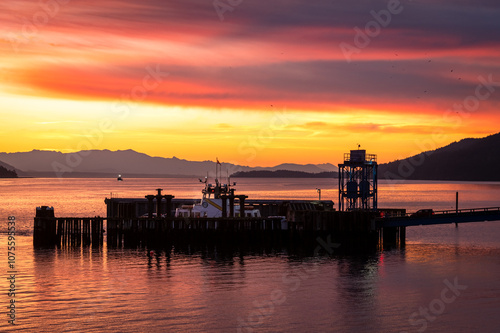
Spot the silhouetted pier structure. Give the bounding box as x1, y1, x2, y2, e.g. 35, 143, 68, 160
34, 188, 388, 251
34, 207, 104, 247
32, 150, 500, 251
33, 203, 500, 251
34, 212, 384, 251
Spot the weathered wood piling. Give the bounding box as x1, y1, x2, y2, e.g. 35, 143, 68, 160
34, 207, 104, 247
34, 206, 57, 247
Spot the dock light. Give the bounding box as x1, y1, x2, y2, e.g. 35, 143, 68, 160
316, 188, 321, 200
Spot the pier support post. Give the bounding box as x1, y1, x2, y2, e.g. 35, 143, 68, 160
57, 218, 63, 243
145, 195, 155, 219
382, 227, 398, 249
229, 195, 235, 218
399, 226, 406, 247
34, 206, 56, 247
155, 188, 163, 218
238, 195, 248, 218
91, 217, 104, 246
221, 195, 228, 217
164, 195, 175, 217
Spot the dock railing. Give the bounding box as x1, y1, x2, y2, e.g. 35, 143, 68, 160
402, 206, 500, 218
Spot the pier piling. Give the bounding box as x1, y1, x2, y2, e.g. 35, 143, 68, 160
34, 206, 56, 247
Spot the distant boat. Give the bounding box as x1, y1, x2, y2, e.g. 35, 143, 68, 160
117, 174, 123, 181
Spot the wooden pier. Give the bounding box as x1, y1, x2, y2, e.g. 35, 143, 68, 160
34, 205, 500, 251
38, 209, 500, 251
33, 190, 416, 252
34, 208, 406, 253
378, 207, 500, 228
34, 204, 104, 247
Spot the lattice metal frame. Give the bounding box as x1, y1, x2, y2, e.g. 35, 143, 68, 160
338, 151, 378, 211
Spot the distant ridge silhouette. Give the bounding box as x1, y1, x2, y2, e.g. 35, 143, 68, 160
3, 132, 498, 180
0, 149, 338, 178
231, 170, 338, 178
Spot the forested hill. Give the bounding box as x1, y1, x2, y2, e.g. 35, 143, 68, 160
379, 132, 500, 181
0, 165, 17, 178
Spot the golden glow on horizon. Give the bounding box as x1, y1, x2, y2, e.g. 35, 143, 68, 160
0, 89, 494, 166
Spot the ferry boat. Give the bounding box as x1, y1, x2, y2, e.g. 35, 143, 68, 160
175, 163, 260, 218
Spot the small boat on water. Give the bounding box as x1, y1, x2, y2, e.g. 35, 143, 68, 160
175, 162, 260, 218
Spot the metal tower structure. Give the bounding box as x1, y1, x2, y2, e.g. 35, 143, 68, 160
338, 150, 378, 211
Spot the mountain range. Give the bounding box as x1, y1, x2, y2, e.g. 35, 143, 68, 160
231, 170, 337, 178
0, 149, 338, 178
1, 131, 499, 180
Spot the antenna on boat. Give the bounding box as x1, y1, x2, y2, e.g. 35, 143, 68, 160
216, 157, 221, 185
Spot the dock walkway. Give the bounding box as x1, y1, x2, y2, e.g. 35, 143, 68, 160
378, 207, 500, 228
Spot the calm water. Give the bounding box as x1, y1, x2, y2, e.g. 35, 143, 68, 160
1, 178, 500, 332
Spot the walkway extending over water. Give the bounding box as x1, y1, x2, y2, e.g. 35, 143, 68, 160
377, 207, 500, 228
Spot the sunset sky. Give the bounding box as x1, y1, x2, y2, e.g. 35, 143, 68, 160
1, 0, 499, 166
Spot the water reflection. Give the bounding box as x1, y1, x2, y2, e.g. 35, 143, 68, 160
2, 178, 500, 332
5, 234, 500, 332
